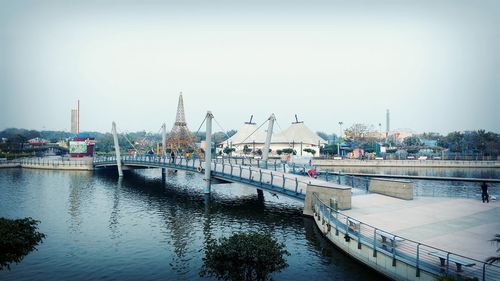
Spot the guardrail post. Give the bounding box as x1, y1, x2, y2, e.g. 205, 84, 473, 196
222, 163, 225, 174
249, 167, 252, 180
446, 252, 450, 274
271, 172, 274, 185
373, 229, 377, 257
257, 159, 260, 168
239, 165, 242, 179
358, 223, 362, 249
337, 174, 341, 184
274, 160, 277, 171
416, 243, 420, 277
295, 178, 298, 194
482, 262, 486, 281
325, 172, 329, 181
282, 175, 286, 190
259, 169, 262, 185
230, 164, 233, 177
392, 237, 396, 266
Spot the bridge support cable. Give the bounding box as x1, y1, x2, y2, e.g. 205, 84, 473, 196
213, 117, 234, 148
235, 118, 269, 155
204, 111, 214, 194
261, 114, 275, 167
111, 122, 123, 177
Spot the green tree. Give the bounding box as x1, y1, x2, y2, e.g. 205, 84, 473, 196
486, 234, 500, 265
223, 147, 235, 156
403, 136, 422, 147
0, 217, 46, 270
200, 232, 290, 281
303, 148, 316, 156
243, 145, 252, 155
281, 148, 296, 155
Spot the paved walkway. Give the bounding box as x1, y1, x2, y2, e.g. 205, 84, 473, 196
343, 194, 500, 261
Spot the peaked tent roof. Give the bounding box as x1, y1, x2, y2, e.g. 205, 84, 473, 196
276, 122, 327, 145
223, 123, 268, 145
220, 118, 327, 146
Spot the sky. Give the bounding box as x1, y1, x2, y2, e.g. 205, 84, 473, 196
0, 0, 499, 135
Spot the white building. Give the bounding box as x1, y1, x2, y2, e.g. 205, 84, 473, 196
218, 118, 327, 158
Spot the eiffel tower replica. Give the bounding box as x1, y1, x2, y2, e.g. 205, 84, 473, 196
165, 93, 204, 159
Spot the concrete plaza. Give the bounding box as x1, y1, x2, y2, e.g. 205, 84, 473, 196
344, 194, 500, 261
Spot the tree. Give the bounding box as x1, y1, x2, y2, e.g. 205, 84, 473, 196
403, 136, 422, 147
200, 232, 290, 281
486, 234, 500, 265
0, 217, 46, 270
276, 149, 283, 155
343, 123, 377, 144
243, 145, 252, 155
303, 148, 316, 156
281, 148, 296, 155
223, 147, 235, 156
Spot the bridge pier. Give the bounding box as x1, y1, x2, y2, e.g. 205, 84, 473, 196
111, 121, 123, 177
257, 189, 264, 201
204, 111, 213, 194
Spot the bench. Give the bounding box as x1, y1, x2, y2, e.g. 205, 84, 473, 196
377, 230, 404, 246
347, 218, 360, 232
428, 252, 476, 272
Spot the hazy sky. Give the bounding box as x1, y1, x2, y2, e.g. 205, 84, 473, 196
1, 0, 499, 134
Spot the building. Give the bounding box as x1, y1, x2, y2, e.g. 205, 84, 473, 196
69, 133, 95, 157
218, 117, 327, 157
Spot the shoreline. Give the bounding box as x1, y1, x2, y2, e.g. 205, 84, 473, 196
314, 159, 500, 168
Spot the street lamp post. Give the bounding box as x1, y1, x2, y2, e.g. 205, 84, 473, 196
338, 121, 343, 156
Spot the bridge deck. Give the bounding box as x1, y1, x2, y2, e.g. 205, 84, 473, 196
94, 155, 347, 200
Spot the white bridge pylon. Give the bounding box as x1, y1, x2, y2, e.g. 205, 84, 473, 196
111, 111, 277, 194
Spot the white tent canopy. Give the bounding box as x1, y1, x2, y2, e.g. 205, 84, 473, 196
219, 117, 327, 157
222, 122, 267, 146
275, 122, 327, 145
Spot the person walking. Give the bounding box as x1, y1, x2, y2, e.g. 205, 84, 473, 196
170, 150, 175, 163
481, 182, 489, 203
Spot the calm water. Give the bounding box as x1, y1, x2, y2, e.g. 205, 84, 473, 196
0, 168, 385, 281
323, 167, 499, 198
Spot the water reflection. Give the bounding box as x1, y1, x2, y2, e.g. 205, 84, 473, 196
332, 166, 499, 178
0, 168, 385, 281
67, 172, 93, 233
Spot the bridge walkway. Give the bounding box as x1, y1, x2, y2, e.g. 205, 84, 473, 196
94, 155, 344, 201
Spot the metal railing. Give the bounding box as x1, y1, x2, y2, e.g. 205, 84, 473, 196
94, 155, 313, 199
312, 193, 500, 281
15, 157, 91, 167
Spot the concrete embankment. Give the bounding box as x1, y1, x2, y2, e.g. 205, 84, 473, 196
309, 191, 500, 281
1, 157, 94, 171
314, 159, 499, 168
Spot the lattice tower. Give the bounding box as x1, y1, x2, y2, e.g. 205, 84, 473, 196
165, 93, 204, 159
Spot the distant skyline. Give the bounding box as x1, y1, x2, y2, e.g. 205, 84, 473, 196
1, 0, 499, 134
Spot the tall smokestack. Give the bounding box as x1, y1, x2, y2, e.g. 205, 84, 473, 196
386, 109, 390, 137
77, 100, 80, 133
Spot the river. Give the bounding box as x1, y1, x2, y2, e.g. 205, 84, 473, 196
0, 168, 385, 281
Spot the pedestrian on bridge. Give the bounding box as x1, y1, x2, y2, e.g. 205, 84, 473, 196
481, 182, 489, 203
170, 150, 175, 163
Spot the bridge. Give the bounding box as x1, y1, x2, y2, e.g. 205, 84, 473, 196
93, 154, 352, 211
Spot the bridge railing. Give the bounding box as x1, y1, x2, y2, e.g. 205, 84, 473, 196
312, 193, 500, 281
212, 161, 310, 198
16, 157, 91, 167
94, 155, 311, 198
